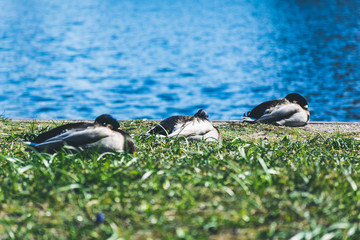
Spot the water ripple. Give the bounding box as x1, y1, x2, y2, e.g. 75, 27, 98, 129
0, 0, 359, 121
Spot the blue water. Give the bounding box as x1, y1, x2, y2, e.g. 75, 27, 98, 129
0, 0, 359, 121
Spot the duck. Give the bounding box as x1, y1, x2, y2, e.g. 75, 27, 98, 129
147, 109, 221, 141
242, 93, 310, 127
26, 114, 135, 153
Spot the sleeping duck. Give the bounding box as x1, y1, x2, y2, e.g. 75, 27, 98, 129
243, 93, 310, 127
147, 109, 221, 141
26, 114, 135, 153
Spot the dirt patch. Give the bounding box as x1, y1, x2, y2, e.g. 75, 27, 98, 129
212, 121, 359, 133
303, 121, 360, 133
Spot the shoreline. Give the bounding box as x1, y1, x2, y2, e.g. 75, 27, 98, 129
7, 119, 360, 133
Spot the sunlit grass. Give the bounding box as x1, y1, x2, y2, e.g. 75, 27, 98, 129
0, 117, 359, 239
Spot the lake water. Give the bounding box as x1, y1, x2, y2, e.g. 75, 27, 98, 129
0, 0, 359, 121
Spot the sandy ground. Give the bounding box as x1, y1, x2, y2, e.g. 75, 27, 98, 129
213, 121, 360, 133
10, 119, 359, 133
302, 121, 360, 133
210, 121, 359, 132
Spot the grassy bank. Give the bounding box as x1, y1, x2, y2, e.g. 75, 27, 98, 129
0, 118, 359, 239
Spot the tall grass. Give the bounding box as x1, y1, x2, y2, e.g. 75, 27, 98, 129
0, 118, 359, 239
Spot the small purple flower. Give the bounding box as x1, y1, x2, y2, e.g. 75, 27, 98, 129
96, 212, 104, 224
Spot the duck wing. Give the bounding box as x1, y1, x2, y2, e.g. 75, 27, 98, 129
32, 126, 111, 152
148, 115, 192, 136
32, 122, 93, 143
245, 99, 287, 119
255, 103, 299, 124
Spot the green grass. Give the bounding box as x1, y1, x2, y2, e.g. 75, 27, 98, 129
0, 118, 359, 239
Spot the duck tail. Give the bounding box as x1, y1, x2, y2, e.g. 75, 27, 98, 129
125, 138, 135, 154
23, 141, 38, 146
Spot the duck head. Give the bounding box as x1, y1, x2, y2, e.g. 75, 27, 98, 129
194, 109, 209, 119
95, 114, 120, 130
285, 93, 308, 110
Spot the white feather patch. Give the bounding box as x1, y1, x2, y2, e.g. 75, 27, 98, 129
168, 119, 219, 141
257, 103, 308, 126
